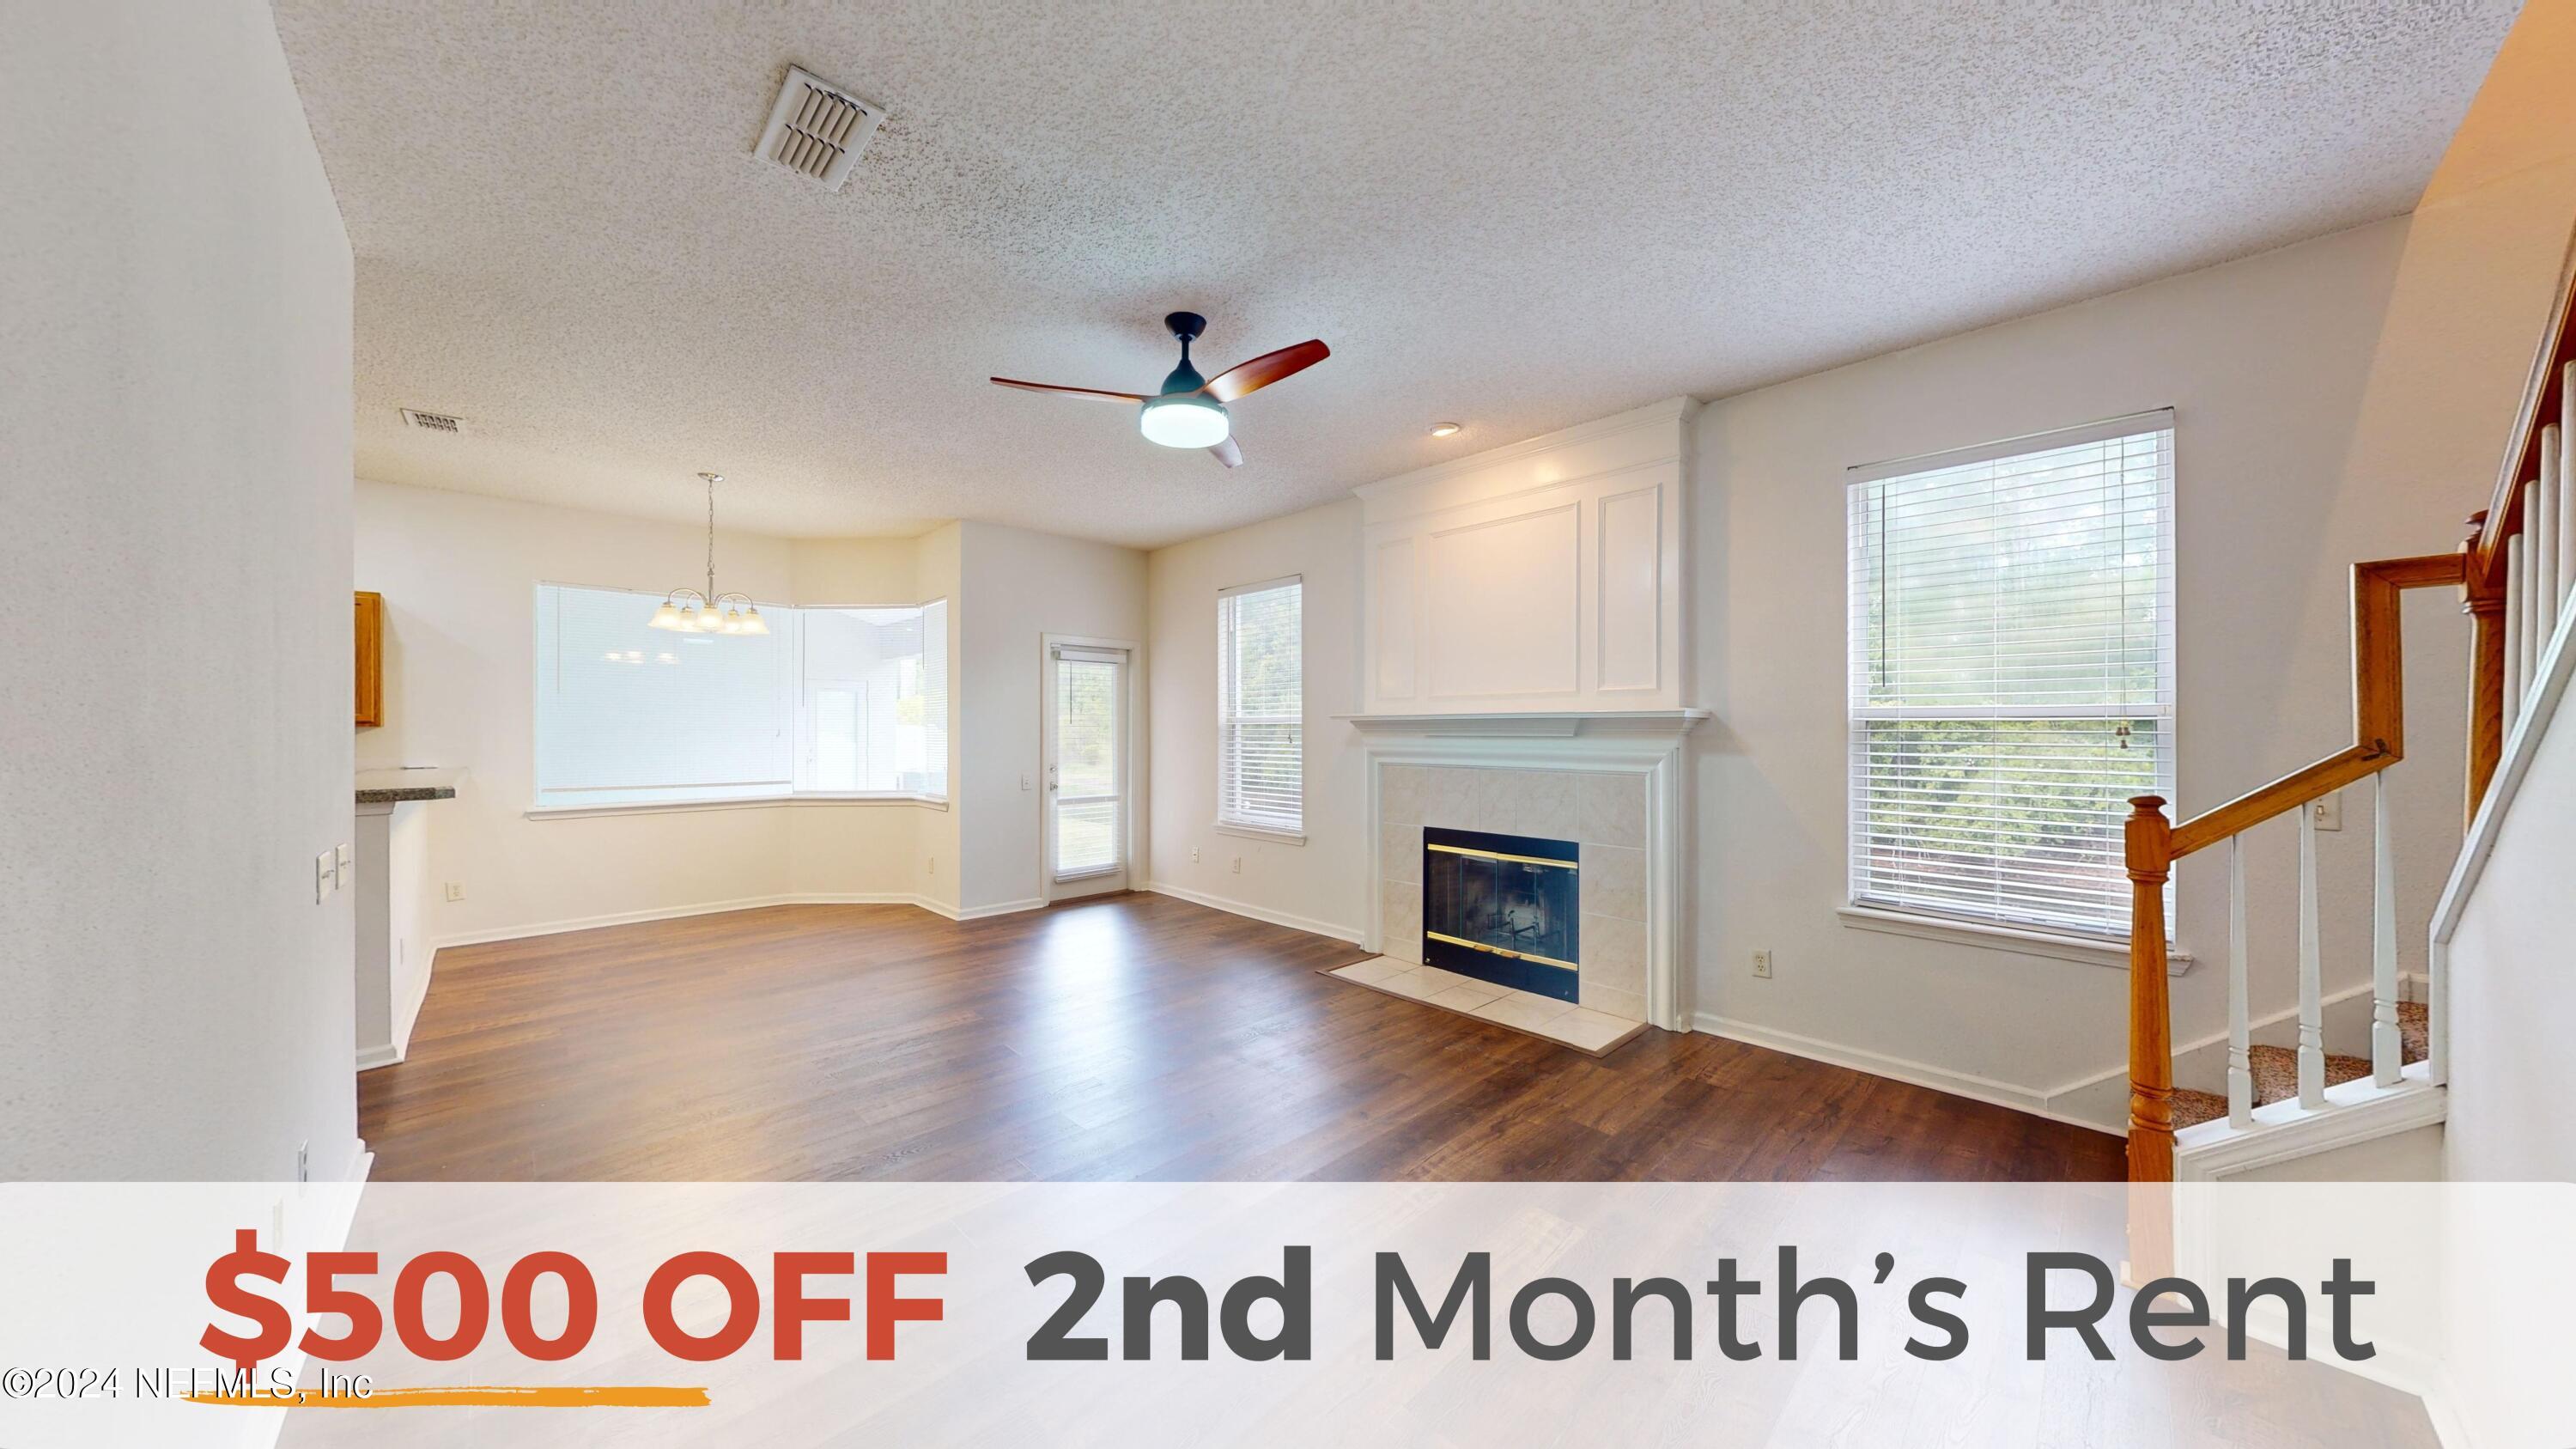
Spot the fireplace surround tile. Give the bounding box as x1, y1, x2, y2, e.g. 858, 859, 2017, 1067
1351, 707, 1706, 1032
1584, 843, 1646, 922
1578, 772, 1647, 848
1380, 822, 1423, 883
1579, 912, 1647, 996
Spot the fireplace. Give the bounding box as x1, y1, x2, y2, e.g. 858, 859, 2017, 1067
1421, 826, 1580, 1002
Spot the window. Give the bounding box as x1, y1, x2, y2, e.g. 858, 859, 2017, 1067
1218, 577, 1303, 836
1847, 411, 2174, 939
535, 585, 946, 809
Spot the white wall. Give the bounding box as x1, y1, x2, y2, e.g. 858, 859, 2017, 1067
2417, 0, 2576, 1190
956, 521, 1149, 912
1145, 216, 2486, 1109
1692, 216, 2471, 1100
353, 480, 950, 943
1145, 500, 1368, 939
2446, 686, 2576, 1180
0, 0, 361, 1178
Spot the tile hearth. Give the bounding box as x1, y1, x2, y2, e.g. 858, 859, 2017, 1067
1324, 957, 1647, 1056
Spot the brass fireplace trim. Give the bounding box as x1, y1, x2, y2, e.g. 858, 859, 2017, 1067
1424, 842, 1580, 870
1423, 929, 1577, 972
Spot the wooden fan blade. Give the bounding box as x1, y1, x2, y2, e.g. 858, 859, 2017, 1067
990, 376, 1148, 405
1208, 435, 1243, 469
1200, 340, 1329, 404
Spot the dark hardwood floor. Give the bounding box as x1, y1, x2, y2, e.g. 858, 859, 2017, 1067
361, 893, 2123, 1181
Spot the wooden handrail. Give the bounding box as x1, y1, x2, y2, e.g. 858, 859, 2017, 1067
2128, 551, 2464, 1208
2468, 229, 2576, 595
2167, 553, 2466, 858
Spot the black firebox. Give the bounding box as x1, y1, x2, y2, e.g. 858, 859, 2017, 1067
1421, 826, 1579, 1002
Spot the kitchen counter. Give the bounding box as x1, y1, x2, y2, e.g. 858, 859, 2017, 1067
355, 766, 461, 805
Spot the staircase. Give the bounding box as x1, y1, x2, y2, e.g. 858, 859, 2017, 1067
2123, 241, 2576, 1263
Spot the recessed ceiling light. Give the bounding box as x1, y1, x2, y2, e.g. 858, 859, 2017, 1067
1429, 422, 1462, 438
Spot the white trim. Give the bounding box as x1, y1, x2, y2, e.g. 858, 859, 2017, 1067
525, 793, 946, 819
356, 955, 440, 1072
953, 896, 1048, 921
1213, 820, 1306, 846
1355, 716, 1704, 1031
1837, 904, 2194, 974
1041, 631, 1141, 903
430, 892, 959, 949
2432, 600, 2573, 947
1143, 881, 1367, 944
1692, 1010, 2115, 1135
2421, 1365, 2476, 1449
1844, 406, 2176, 484
1218, 572, 1303, 599
2171, 1066, 2447, 1179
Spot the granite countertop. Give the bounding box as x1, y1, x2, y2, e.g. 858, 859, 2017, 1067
355, 766, 462, 804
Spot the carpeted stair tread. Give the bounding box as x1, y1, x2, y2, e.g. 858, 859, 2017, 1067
2167, 1003, 2430, 1132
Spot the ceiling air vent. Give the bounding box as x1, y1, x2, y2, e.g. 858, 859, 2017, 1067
399, 408, 465, 435
755, 65, 884, 191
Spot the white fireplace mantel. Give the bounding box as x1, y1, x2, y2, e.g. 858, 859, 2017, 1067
1348, 709, 1707, 1032
1340, 709, 1709, 741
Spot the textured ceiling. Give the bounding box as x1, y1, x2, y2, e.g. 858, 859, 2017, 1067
273, 0, 2516, 549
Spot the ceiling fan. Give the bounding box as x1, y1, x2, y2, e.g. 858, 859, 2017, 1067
990, 312, 1329, 469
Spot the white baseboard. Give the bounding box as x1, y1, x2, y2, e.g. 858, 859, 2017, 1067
355, 954, 438, 1073
1139, 881, 1366, 943
954, 897, 1047, 921
1692, 1011, 2113, 1134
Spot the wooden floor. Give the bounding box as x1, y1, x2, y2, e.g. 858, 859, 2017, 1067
362, 893, 2123, 1181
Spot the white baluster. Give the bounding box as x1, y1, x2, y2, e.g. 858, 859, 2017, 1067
2558, 365, 2576, 620
2297, 805, 2325, 1110
2227, 834, 2252, 1128
2372, 772, 2400, 1087
2505, 530, 2524, 733
2541, 430, 2561, 642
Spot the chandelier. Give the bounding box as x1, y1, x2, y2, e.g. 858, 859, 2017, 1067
649, 472, 769, 635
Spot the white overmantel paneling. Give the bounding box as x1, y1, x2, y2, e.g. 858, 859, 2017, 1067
1355, 398, 1696, 715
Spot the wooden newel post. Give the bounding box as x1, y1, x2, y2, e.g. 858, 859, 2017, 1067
2123, 795, 2175, 1184
2464, 511, 2506, 828
2123, 795, 2177, 1286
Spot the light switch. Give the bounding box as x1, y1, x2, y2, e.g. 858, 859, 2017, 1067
316, 850, 336, 903
334, 843, 353, 888
1020, 773, 1032, 792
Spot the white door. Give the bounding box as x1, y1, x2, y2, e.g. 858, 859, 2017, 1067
1044, 642, 1129, 898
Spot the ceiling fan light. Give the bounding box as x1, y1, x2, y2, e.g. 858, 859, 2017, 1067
1138, 395, 1230, 449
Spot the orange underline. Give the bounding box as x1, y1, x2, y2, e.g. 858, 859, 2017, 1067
187, 1385, 709, 1409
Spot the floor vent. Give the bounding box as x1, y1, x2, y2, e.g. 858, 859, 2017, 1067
755, 65, 884, 191
399, 408, 465, 435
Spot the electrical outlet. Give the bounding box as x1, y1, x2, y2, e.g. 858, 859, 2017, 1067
926, 855, 936, 876
1752, 950, 1773, 978
2311, 793, 2342, 831
316, 850, 336, 903
445, 881, 465, 902
1230, 855, 1242, 874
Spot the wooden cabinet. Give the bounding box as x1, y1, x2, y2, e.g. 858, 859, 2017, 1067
355, 590, 384, 728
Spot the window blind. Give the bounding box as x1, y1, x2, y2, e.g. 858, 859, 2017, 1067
1218, 577, 1303, 834
535, 585, 948, 808
1847, 411, 2175, 938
